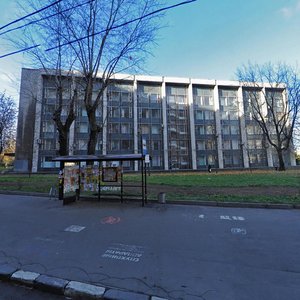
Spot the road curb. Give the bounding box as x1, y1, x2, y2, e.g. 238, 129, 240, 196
0, 191, 299, 210
0, 266, 169, 300
11, 270, 40, 286
151, 199, 298, 209
35, 274, 69, 295
0, 265, 18, 281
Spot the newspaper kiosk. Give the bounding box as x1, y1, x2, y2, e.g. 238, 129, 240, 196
53, 154, 147, 206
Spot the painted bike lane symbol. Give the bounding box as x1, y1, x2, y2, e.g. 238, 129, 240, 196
101, 216, 121, 225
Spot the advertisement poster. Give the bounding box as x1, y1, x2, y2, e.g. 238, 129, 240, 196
102, 167, 119, 182
63, 166, 79, 193
80, 166, 99, 192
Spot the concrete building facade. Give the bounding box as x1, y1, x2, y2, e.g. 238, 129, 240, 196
15, 68, 296, 172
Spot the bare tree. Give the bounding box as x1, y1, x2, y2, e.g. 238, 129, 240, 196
0, 92, 17, 155
237, 62, 300, 171
12, 0, 82, 156
10, 0, 166, 156
55, 0, 165, 155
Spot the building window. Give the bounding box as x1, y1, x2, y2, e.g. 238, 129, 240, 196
110, 107, 120, 118
195, 110, 204, 120
44, 87, 57, 99
138, 84, 161, 104
206, 140, 216, 150
121, 107, 132, 118
109, 124, 120, 134
152, 155, 161, 167
193, 87, 214, 107
141, 124, 150, 134
121, 124, 131, 134
110, 140, 120, 151
43, 104, 55, 115
224, 154, 232, 165
197, 156, 206, 166
229, 111, 239, 120
42, 121, 55, 133
233, 154, 240, 165
151, 125, 160, 134
207, 154, 215, 165
223, 140, 231, 150
232, 140, 239, 150
206, 125, 215, 135
196, 125, 205, 135
79, 123, 89, 133
220, 111, 228, 120
42, 139, 54, 150
121, 91, 132, 102
121, 140, 132, 150
78, 139, 88, 150
222, 125, 230, 135
150, 93, 159, 103
178, 125, 187, 134
197, 140, 205, 150
151, 109, 160, 119
205, 110, 215, 120
231, 125, 240, 135
141, 108, 150, 119
152, 141, 161, 151
41, 156, 60, 168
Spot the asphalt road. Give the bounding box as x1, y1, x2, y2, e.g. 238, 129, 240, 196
0, 194, 300, 300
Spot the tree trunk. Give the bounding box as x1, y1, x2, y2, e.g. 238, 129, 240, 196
87, 128, 97, 155
58, 128, 69, 156
277, 148, 286, 171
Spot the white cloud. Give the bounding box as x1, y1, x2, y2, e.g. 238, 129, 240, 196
280, 0, 300, 18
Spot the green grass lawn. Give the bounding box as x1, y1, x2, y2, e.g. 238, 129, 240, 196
0, 169, 299, 204
0, 174, 58, 193
126, 170, 300, 188
163, 192, 300, 205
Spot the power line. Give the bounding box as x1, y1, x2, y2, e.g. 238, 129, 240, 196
0, 0, 62, 31
0, 0, 197, 58
46, 0, 197, 52
0, 44, 40, 59
0, 0, 95, 37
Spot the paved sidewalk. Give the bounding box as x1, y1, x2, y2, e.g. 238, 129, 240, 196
0, 194, 300, 299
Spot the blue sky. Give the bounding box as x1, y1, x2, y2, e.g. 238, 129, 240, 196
0, 0, 300, 100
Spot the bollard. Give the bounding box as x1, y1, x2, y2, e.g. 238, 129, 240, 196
158, 192, 166, 204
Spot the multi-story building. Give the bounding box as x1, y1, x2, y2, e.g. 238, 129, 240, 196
15, 68, 296, 172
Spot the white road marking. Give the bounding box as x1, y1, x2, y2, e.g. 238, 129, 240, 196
64, 225, 86, 232
220, 215, 245, 221
231, 228, 247, 235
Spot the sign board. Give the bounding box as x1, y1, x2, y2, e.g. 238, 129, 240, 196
102, 167, 119, 182
145, 154, 150, 164
142, 137, 148, 155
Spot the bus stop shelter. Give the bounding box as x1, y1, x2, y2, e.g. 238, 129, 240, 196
52, 154, 148, 206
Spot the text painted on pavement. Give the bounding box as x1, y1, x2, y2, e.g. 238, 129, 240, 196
102, 243, 144, 263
